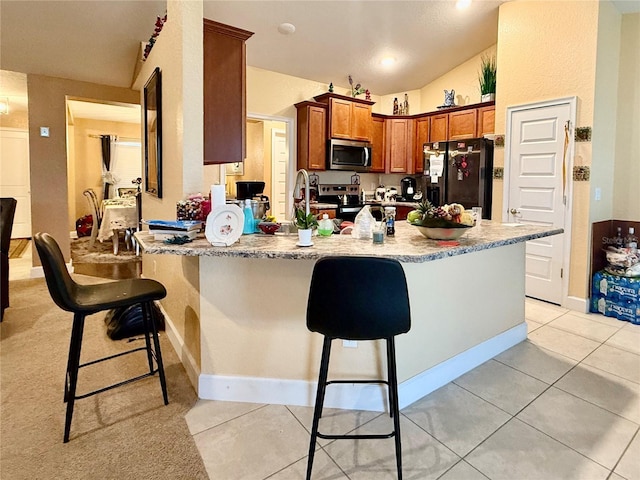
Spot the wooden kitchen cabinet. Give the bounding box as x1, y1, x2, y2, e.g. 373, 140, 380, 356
414, 116, 430, 174
385, 118, 414, 174
370, 114, 385, 172
448, 108, 477, 140
429, 113, 449, 143
314, 93, 374, 142
295, 101, 327, 171
203, 20, 253, 165
477, 106, 495, 137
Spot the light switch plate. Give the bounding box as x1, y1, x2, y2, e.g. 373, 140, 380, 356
40, 127, 50, 137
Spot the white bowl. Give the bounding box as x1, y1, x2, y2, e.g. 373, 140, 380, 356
414, 225, 472, 240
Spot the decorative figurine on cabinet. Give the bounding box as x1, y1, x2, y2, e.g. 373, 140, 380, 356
365, 89, 371, 101
328, 82, 334, 93
443, 89, 456, 107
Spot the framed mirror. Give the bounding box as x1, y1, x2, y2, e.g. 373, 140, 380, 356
144, 67, 162, 197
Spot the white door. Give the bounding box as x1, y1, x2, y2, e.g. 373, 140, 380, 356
0, 129, 32, 238
271, 129, 288, 222
505, 99, 574, 305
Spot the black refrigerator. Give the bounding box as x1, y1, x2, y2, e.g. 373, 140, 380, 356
421, 138, 493, 219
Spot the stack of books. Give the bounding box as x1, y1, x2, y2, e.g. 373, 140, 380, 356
146, 220, 203, 241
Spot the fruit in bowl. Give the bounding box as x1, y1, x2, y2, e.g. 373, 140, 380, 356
408, 200, 474, 240
257, 222, 281, 235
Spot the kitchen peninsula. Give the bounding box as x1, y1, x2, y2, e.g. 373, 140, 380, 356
136, 222, 562, 411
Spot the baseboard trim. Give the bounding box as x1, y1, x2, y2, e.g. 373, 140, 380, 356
198, 322, 527, 411
565, 295, 588, 313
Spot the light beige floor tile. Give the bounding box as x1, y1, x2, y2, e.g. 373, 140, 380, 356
609, 473, 628, 480
466, 418, 610, 480
454, 359, 548, 415
606, 327, 640, 355
526, 319, 543, 334
571, 309, 627, 328
438, 460, 489, 480
517, 386, 637, 469
287, 405, 382, 447
193, 404, 310, 480
324, 414, 460, 479
494, 340, 577, 384
614, 431, 640, 480
555, 363, 640, 424
185, 398, 265, 435
528, 325, 601, 361
402, 383, 510, 457
549, 312, 621, 342
268, 448, 348, 480
583, 344, 640, 385
622, 322, 640, 331
525, 298, 568, 324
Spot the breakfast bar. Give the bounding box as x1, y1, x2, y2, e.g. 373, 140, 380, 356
136, 222, 562, 410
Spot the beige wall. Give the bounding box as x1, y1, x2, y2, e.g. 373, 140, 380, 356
131, 0, 205, 383
613, 13, 640, 220
68, 118, 140, 231
26, 74, 139, 263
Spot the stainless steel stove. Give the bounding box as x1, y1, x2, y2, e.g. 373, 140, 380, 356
317, 184, 364, 221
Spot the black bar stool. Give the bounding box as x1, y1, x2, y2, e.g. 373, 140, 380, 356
305, 256, 411, 479
34, 232, 169, 442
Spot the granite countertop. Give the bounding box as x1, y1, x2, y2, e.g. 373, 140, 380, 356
135, 221, 563, 264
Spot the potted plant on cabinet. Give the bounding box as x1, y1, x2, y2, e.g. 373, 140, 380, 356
294, 207, 318, 246
478, 54, 497, 103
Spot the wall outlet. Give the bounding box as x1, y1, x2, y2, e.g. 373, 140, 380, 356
342, 340, 357, 348
40, 127, 50, 137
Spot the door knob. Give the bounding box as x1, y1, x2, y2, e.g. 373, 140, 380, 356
510, 208, 520, 215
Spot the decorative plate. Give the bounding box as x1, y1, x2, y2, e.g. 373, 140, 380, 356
205, 204, 244, 246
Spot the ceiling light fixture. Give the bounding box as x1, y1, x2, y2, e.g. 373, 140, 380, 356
456, 0, 472, 10
381, 56, 396, 67
0, 98, 9, 115
277, 23, 296, 35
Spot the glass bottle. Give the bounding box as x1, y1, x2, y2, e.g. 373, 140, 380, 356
614, 227, 624, 249
385, 206, 396, 236
624, 227, 638, 254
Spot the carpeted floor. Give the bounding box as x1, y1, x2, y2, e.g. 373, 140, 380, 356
8, 238, 30, 259
0, 276, 208, 479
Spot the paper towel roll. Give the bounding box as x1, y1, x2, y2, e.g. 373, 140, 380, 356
211, 184, 226, 208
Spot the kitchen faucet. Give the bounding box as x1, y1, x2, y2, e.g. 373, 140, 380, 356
294, 169, 311, 217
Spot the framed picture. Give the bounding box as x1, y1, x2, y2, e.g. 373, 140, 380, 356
144, 67, 162, 198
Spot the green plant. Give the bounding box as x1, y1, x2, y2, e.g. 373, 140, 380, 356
294, 208, 318, 230
478, 54, 497, 95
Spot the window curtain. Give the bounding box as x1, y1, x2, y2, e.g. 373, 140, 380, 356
100, 135, 117, 200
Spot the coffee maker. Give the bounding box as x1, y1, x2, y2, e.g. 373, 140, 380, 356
236, 181, 270, 218
400, 177, 417, 201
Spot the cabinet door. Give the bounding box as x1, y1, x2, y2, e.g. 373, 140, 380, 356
477, 106, 495, 137
329, 98, 353, 139
296, 103, 326, 171
370, 116, 385, 172
203, 20, 253, 165
414, 116, 430, 174
430, 114, 448, 143
386, 118, 413, 174
448, 109, 477, 140
351, 102, 372, 141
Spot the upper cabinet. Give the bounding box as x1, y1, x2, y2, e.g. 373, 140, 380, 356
477, 106, 496, 138
295, 101, 327, 171
203, 20, 254, 165
385, 118, 414, 174
370, 114, 385, 172
314, 93, 374, 142
429, 113, 449, 143
448, 109, 477, 140
414, 116, 430, 174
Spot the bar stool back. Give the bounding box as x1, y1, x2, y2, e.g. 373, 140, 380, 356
306, 256, 411, 479
34, 232, 169, 442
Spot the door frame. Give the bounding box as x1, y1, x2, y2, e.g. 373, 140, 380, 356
247, 112, 295, 218
271, 128, 287, 222
502, 96, 576, 308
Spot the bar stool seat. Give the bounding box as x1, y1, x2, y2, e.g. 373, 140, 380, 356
305, 256, 411, 479
34, 232, 169, 442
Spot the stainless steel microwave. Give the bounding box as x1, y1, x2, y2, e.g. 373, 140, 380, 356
327, 139, 372, 171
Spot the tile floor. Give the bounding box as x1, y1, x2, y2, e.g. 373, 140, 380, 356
185, 299, 640, 480
10, 253, 639, 478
